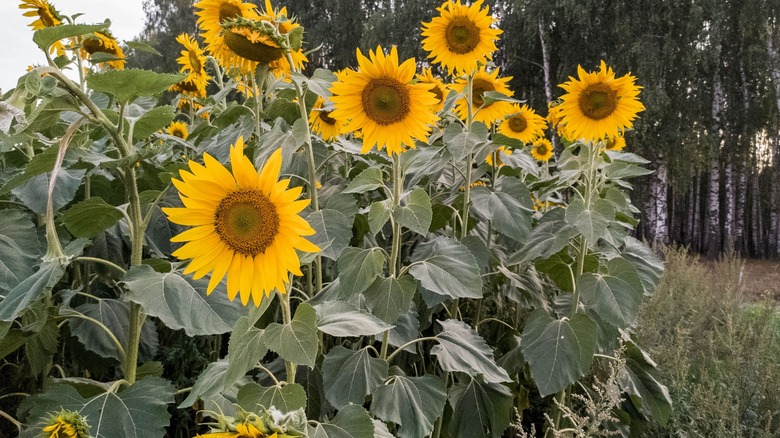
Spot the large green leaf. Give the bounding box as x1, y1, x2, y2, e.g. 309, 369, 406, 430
66, 298, 158, 362
343, 168, 384, 194
86, 69, 185, 104
394, 188, 433, 236
322, 346, 388, 409
22, 377, 174, 438
0, 263, 63, 322
237, 383, 307, 413
306, 209, 352, 260
12, 169, 86, 215
33, 22, 109, 53
122, 265, 244, 336
508, 219, 578, 265
337, 247, 385, 297
0, 210, 39, 292
443, 123, 483, 160
409, 237, 482, 299
371, 374, 446, 438
521, 310, 598, 397
363, 275, 416, 324
619, 339, 672, 425
448, 379, 513, 438
368, 201, 391, 235
133, 105, 175, 140
565, 198, 615, 245
308, 405, 375, 438
314, 301, 392, 337
61, 197, 125, 238
179, 358, 230, 407
262, 303, 318, 368
432, 319, 511, 383
0, 146, 58, 195
577, 257, 644, 327
225, 316, 267, 385
622, 236, 664, 295
470, 184, 533, 243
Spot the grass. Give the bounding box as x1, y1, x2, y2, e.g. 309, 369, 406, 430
636, 247, 780, 437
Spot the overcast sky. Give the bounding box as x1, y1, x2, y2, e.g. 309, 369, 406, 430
0, 0, 146, 92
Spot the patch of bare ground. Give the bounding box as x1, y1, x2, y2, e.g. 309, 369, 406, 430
735, 258, 780, 303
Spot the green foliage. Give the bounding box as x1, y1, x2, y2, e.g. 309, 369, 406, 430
263, 303, 319, 368
86, 69, 185, 104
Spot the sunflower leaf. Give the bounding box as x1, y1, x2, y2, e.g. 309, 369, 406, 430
132, 105, 175, 140
33, 22, 110, 53
306, 209, 351, 260
577, 257, 644, 327
470, 183, 533, 243
337, 246, 385, 297
0, 210, 40, 293
263, 303, 318, 368
322, 346, 388, 409
86, 69, 185, 104
370, 374, 447, 438
432, 319, 511, 383
394, 188, 432, 236
237, 382, 307, 413
363, 275, 416, 324
481, 91, 524, 105
225, 316, 267, 385
343, 168, 384, 194
0, 262, 63, 322
308, 405, 374, 438
314, 301, 392, 337
448, 379, 513, 438
61, 197, 125, 239
409, 236, 482, 299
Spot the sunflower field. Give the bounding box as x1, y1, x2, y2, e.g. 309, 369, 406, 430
0, 0, 670, 437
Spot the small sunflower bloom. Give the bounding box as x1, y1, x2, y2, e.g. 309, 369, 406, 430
421, 0, 502, 75
163, 137, 319, 306
170, 34, 211, 98
454, 67, 513, 124
605, 134, 626, 151
166, 121, 189, 140
80, 30, 126, 69
498, 104, 547, 143
41, 410, 89, 438
530, 138, 554, 162
486, 146, 510, 167
330, 46, 439, 155
415, 67, 449, 113
19, 0, 66, 56
557, 60, 644, 141
309, 96, 346, 141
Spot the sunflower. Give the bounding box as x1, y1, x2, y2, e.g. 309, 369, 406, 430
19, 0, 66, 56
195, 0, 261, 72
498, 104, 547, 143
557, 60, 644, 141
416, 68, 448, 113
421, 0, 502, 75
169, 34, 210, 98
309, 96, 345, 141
485, 145, 510, 167
454, 67, 513, 124
41, 410, 89, 438
605, 134, 626, 151
166, 121, 189, 139
80, 30, 126, 69
195, 423, 274, 438
163, 137, 319, 306
178, 98, 210, 119
330, 46, 439, 155
530, 138, 554, 161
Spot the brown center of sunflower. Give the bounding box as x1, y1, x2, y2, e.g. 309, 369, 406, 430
214, 189, 279, 256
431, 85, 444, 103
219, 3, 243, 22
223, 29, 285, 63
535, 143, 549, 156
171, 128, 186, 138
174, 79, 200, 93
578, 83, 618, 120
39, 8, 56, 27
471, 78, 495, 107
361, 77, 411, 125
508, 114, 528, 133
445, 16, 480, 54
605, 137, 617, 149
319, 110, 337, 125
188, 50, 203, 73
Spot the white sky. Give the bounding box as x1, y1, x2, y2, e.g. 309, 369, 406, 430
0, 0, 146, 92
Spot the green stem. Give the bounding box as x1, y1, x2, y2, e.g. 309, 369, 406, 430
279, 290, 297, 383
381, 155, 404, 360
459, 73, 475, 240
385, 336, 437, 363
73, 256, 126, 274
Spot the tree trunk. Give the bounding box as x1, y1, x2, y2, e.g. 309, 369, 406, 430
706, 72, 724, 259
652, 155, 669, 245
724, 159, 735, 253
735, 159, 747, 253
538, 19, 556, 150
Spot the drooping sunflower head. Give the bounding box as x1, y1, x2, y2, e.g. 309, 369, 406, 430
557, 60, 645, 141
486, 145, 511, 167
163, 138, 319, 306
81, 30, 126, 69
530, 138, 554, 162
416, 67, 449, 113
454, 67, 513, 124
195, 0, 260, 72
41, 410, 90, 438
421, 0, 502, 75
498, 104, 547, 143
604, 134, 626, 151
176, 34, 209, 76
166, 121, 190, 140
309, 96, 346, 141
19, 0, 66, 56
329, 46, 439, 155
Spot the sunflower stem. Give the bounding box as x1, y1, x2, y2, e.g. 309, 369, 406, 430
381, 155, 404, 360
280, 290, 297, 383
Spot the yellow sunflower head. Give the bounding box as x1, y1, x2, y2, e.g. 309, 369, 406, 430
19, 0, 65, 56
421, 0, 502, 75
176, 33, 210, 76
530, 138, 554, 162
605, 134, 626, 151
486, 145, 511, 167
178, 98, 210, 119
557, 60, 645, 141
195, 0, 261, 73
454, 67, 513, 124
41, 410, 89, 438
329, 46, 439, 155
81, 30, 126, 69
170, 75, 209, 98
415, 67, 449, 113
163, 138, 319, 306
309, 96, 346, 141
498, 103, 547, 143
166, 121, 189, 140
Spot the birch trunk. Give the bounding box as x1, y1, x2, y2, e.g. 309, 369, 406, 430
538, 20, 556, 150
735, 161, 747, 253
653, 156, 669, 244
706, 73, 724, 259
724, 160, 735, 252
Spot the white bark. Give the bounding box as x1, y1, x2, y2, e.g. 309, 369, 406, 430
724, 160, 735, 252
706, 73, 724, 258
652, 156, 669, 244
